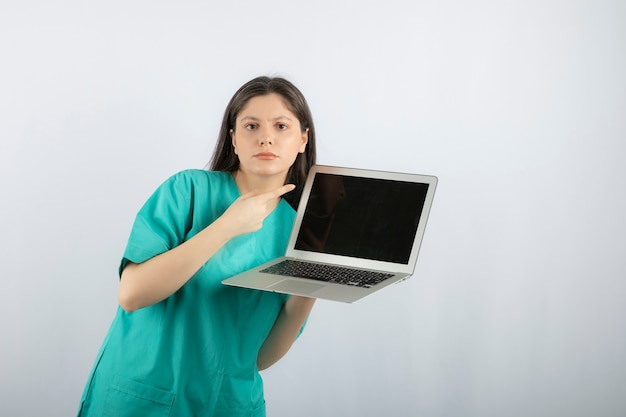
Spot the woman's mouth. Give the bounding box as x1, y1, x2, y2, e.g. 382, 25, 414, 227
254, 152, 278, 160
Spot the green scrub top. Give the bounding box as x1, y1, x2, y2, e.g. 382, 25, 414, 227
77, 170, 298, 417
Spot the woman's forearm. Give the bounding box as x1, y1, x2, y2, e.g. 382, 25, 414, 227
257, 296, 316, 370
118, 218, 233, 312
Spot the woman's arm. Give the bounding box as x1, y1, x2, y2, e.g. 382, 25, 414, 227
257, 296, 316, 370
118, 218, 233, 312
118, 185, 295, 312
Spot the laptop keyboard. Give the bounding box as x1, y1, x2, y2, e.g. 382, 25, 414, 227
260, 260, 394, 289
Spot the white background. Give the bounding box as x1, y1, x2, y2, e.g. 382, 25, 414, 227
1, 1, 625, 416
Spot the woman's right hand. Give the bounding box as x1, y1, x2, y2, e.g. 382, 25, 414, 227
217, 184, 296, 238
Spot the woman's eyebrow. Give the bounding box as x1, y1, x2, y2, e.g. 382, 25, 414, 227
239, 115, 294, 122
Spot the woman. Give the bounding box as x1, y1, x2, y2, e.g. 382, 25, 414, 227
77, 76, 317, 417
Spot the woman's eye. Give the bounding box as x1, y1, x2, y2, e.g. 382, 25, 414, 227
277, 123, 288, 130
245, 124, 257, 130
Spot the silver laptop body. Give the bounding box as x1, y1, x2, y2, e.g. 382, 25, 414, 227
222, 165, 437, 303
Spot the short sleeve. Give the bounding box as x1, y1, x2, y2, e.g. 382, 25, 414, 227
296, 314, 308, 340
118, 171, 194, 276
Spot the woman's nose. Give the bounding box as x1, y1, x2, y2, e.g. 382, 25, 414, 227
258, 128, 273, 145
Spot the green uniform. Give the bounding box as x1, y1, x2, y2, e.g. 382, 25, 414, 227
77, 169, 298, 417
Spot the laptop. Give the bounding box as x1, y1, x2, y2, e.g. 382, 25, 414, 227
222, 165, 437, 303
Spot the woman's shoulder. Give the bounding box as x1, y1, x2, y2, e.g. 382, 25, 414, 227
164, 169, 232, 187
158, 170, 236, 204
170, 169, 229, 180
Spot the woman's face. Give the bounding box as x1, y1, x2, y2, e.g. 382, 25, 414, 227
231, 93, 308, 182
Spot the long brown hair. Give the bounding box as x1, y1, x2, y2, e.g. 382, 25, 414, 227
209, 76, 317, 195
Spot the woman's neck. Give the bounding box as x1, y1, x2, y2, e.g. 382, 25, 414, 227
232, 169, 287, 195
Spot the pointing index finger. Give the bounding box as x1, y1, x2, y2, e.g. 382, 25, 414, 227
268, 183, 296, 199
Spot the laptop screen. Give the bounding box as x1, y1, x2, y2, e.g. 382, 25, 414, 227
294, 173, 430, 264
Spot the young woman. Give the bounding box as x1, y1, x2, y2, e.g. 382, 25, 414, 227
77, 76, 317, 417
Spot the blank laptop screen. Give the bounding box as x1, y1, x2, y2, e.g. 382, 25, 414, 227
294, 173, 429, 264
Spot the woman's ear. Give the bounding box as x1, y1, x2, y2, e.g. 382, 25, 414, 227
299, 128, 309, 153
230, 129, 237, 154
